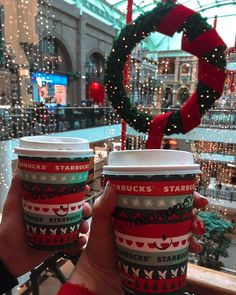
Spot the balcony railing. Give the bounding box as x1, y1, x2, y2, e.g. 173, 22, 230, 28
201, 109, 236, 130
187, 263, 236, 295
157, 74, 175, 81
150, 108, 236, 130
197, 186, 236, 203
0, 106, 119, 140
0, 106, 235, 140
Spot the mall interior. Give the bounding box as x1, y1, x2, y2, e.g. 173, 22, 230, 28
0, 0, 235, 294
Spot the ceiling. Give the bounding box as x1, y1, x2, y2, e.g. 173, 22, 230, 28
65, 0, 236, 50
103, 0, 236, 50
105, 0, 236, 18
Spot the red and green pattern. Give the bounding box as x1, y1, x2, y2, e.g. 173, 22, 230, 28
26, 230, 81, 250
18, 156, 90, 249
21, 181, 86, 199
18, 157, 90, 173
104, 1, 227, 148
108, 173, 195, 295
110, 179, 195, 196
121, 270, 186, 295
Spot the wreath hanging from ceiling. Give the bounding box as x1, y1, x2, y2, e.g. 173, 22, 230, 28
104, 1, 227, 148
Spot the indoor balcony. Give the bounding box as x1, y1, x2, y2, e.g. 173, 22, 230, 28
0, 106, 119, 140
0, 106, 235, 141
156, 73, 175, 82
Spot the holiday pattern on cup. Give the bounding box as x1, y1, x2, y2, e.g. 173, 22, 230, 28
115, 231, 191, 253
118, 257, 187, 279
113, 205, 193, 224
116, 245, 189, 267
25, 220, 81, 235
26, 230, 81, 250
21, 181, 86, 195
18, 157, 90, 173
106, 174, 195, 181
111, 179, 195, 196
120, 268, 186, 295
22, 189, 85, 205
113, 217, 192, 238
108, 174, 195, 295
18, 156, 90, 249
22, 184, 85, 205
19, 170, 88, 184
24, 210, 83, 225
23, 200, 84, 215
25, 212, 83, 249
117, 194, 193, 210
119, 256, 188, 294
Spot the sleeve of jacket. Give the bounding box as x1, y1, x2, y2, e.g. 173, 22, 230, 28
0, 259, 19, 294
57, 283, 98, 295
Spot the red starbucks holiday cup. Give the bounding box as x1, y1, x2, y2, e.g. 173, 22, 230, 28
15, 136, 93, 250
102, 150, 201, 295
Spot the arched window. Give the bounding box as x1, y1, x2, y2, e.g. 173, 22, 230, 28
177, 87, 190, 105
162, 87, 173, 109
88, 52, 105, 79
180, 63, 192, 82
38, 37, 72, 73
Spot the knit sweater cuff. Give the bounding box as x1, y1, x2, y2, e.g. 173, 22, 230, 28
57, 283, 98, 295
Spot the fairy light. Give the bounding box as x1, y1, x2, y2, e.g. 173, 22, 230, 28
0, 0, 58, 198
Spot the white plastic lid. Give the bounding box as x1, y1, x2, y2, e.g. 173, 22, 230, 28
14, 136, 93, 158
103, 150, 201, 175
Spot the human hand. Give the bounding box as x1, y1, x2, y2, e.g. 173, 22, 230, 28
69, 182, 122, 295
69, 184, 208, 295
0, 175, 91, 278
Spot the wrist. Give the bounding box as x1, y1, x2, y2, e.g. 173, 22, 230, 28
68, 257, 122, 295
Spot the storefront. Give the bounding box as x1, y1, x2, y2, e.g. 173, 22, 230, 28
86, 81, 105, 106
32, 72, 68, 105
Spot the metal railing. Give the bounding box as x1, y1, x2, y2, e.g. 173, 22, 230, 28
201, 109, 236, 130
0, 106, 235, 140
0, 106, 119, 140
152, 108, 236, 130
197, 186, 236, 203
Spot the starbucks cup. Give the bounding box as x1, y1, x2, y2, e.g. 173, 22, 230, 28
15, 136, 93, 250
103, 150, 201, 295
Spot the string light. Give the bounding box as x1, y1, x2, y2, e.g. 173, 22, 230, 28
0, 0, 56, 195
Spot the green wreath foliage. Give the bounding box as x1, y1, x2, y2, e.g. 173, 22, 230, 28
104, 2, 226, 134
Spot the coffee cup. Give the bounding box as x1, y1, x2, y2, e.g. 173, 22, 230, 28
102, 149, 201, 295
15, 136, 93, 250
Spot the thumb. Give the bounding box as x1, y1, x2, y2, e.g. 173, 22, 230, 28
2, 174, 22, 217
89, 181, 117, 239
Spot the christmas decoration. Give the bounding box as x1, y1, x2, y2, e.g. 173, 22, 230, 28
105, 1, 227, 148
197, 211, 233, 270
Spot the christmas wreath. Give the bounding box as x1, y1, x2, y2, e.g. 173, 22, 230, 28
104, 1, 227, 148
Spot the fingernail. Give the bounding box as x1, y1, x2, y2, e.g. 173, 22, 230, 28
197, 220, 206, 235
199, 195, 209, 207
102, 180, 110, 201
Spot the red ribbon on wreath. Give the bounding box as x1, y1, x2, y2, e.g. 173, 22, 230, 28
157, 5, 194, 37
105, 2, 227, 151
146, 5, 227, 149
182, 29, 226, 58
146, 112, 173, 149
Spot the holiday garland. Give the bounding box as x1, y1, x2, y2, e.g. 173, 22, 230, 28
104, 1, 227, 148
